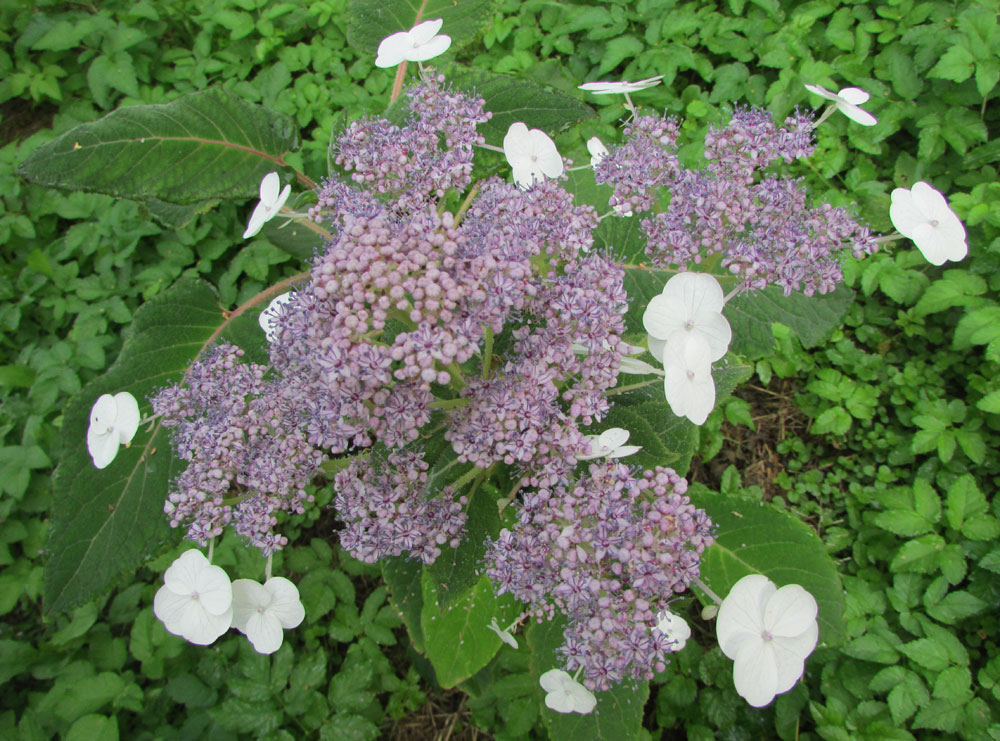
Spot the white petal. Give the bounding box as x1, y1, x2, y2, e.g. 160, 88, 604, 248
181, 604, 233, 645
803, 83, 838, 102
487, 618, 519, 649
245, 610, 285, 654
193, 565, 233, 616
540, 669, 571, 693
503, 122, 533, 160
375, 31, 412, 68
243, 201, 271, 239
164, 549, 211, 596
770, 634, 810, 695
259, 172, 280, 205
911, 223, 953, 265
647, 334, 666, 363
763, 584, 818, 638
655, 610, 692, 649
889, 187, 922, 237
837, 87, 870, 105
568, 684, 597, 714
733, 638, 780, 707
89, 394, 117, 431
153, 585, 191, 632
264, 577, 306, 628
409, 19, 444, 44
231, 579, 269, 632
619, 356, 662, 375
682, 375, 715, 425
527, 129, 564, 178
511, 164, 541, 189
642, 293, 687, 339
609, 444, 641, 458
587, 137, 608, 167
598, 427, 630, 450
545, 688, 577, 713
716, 574, 773, 658
772, 623, 819, 670
662, 272, 725, 314
87, 429, 119, 469
406, 34, 451, 62
273, 184, 291, 213
688, 311, 732, 362
112, 391, 140, 445
837, 102, 877, 126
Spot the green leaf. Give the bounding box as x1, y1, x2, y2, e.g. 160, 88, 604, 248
382, 557, 425, 652
842, 633, 899, 664
900, 638, 949, 671
446, 66, 594, 145
65, 715, 118, 741
890, 534, 945, 574
426, 482, 499, 606
0, 365, 37, 388
726, 284, 855, 359
527, 617, 649, 740
926, 591, 989, 624
691, 493, 846, 646
953, 306, 1000, 350
913, 270, 987, 317
928, 45, 975, 83
346, 0, 500, 55
44, 280, 265, 615
945, 474, 986, 532
420, 572, 519, 688
18, 88, 299, 205
886, 671, 929, 725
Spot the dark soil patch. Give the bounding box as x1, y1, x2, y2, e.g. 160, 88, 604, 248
687, 378, 811, 500
0, 98, 57, 147
381, 689, 491, 741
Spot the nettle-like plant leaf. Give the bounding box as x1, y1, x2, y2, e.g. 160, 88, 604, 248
528, 617, 649, 740
18, 87, 300, 205
689, 491, 847, 647
346, 0, 500, 56
43, 280, 273, 615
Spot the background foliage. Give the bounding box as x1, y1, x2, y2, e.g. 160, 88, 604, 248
1, 0, 998, 738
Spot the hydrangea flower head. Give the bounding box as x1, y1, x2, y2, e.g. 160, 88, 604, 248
375, 19, 451, 68
889, 181, 968, 266
654, 609, 692, 650
540, 669, 597, 714
231, 576, 305, 654
244, 172, 291, 239
87, 391, 140, 469
578, 76, 665, 95
503, 122, 564, 188
716, 574, 819, 707
804, 84, 877, 126
153, 550, 233, 645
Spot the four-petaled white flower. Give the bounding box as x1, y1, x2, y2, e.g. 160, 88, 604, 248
244, 172, 291, 239
889, 181, 968, 266
578, 427, 642, 460
540, 669, 597, 714
503, 122, 564, 188
487, 617, 519, 650
804, 84, 877, 127
375, 19, 451, 68
643, 272, 732, 363
586, 136, 608, 167
654, 609, 692, 651
153, 550, 234, 646
230, 576, 306, 654
663, 334, 717, 425
87, 391, 141, 469
716, 574, 819, 708
578, 76, 665, 95
259, 292, 295, 343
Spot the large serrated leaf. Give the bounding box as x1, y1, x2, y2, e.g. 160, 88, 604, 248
527, 617, 649, 741
19, 87, 300, 205
43, 280, 268, 615
426, 483, 500, 606
689, 492, 846, 647
346, 0, 500, 56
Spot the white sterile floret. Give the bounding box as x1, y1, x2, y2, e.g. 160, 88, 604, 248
87, 391, 141, 469
578, 427, 641, 460
643, 272, 732, 363
539, 669, 597, 714
716, 574, 819, 708
243, 172, 291, 239
804, 84, 878, 126
619, 355, 663, 375
586, 136, 608, 167
663, 334, 716, 426
654, 609, 692, 651
258, 292, 295, 343
231, 577, 305, 654
487, 617, 519, 650
503, 122, 564, 188
578, 75, 665, 95
375, 19, 451, 68
153, 550, 233, 645
889, 181, 968, 266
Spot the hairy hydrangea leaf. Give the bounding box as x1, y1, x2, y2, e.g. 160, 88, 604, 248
346, 0, 499, 55
19, 88, 299, 205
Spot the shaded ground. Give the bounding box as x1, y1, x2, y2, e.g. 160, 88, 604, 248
0, 98, 57, 147
382, 690, 489, 741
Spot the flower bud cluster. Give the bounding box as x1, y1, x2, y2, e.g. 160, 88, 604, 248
152, 344, 324, 554
486, 462, 713, 691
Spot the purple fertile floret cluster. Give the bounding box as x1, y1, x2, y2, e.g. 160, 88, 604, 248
152, 344, 324, 555
486, 463, 713, 691
599, 108, 877, 295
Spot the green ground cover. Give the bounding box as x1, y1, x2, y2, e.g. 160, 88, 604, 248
1, 0, 998, 738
